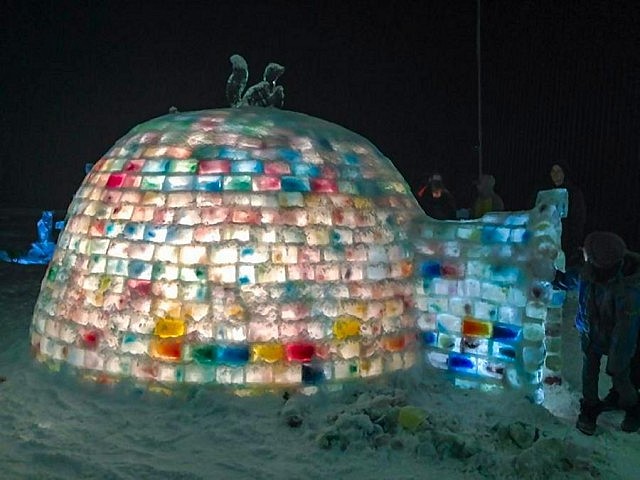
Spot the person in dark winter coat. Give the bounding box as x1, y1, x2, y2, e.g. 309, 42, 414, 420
549, 163, 587, 268
415, 173, 457, 220
536, 163, 587, 290
575, 231, 640, 435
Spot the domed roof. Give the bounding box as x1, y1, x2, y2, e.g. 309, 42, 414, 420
30, 107, 424, 388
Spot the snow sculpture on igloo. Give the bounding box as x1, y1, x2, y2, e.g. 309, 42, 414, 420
29, 56, 423, 388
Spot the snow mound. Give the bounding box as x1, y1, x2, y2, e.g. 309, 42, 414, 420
279, 381, 601, 480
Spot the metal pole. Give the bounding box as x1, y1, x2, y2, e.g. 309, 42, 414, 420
476, 0, 483, 178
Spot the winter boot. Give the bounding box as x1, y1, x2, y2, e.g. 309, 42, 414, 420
576, 399, 602, 435
600, 388, 620, 412
621, 402, 640, 433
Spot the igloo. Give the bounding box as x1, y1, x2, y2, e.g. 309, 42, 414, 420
29, 56, 566, 401
29, 100, 424, 388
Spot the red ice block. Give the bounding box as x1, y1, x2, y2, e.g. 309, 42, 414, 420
106, 173, 126, 189
285, 343, 316, 362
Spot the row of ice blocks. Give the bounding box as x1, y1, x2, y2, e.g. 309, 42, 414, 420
89, 147, 410, 195
46, 248, 412, 284
97, 172, 409, 196
30, 329, 418, 385
413, 199, 565, 400
69, 192, 413, 226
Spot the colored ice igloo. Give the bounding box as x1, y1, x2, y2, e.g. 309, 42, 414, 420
29, 55, 567, 401
413, 188, 567, 403
29, 57, 425, 389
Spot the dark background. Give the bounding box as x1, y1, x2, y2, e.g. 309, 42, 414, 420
1, 0, 639, 248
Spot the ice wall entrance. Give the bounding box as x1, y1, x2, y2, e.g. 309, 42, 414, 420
414, 189, 567, 403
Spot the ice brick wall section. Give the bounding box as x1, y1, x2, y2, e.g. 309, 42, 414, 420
412, 190, 567, 403
29, 108, 423, 388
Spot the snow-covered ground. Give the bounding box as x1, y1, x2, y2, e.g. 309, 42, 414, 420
1, 216, 639, 480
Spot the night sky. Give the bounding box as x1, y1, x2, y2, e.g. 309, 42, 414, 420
1, 1, 639, 248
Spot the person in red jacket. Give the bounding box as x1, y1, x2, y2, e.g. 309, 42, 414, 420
415, 173, 457, 220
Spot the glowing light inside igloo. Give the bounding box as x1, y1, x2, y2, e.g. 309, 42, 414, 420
29, 102, 424, 387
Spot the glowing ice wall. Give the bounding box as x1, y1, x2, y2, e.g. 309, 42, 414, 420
413, 189, 567, 403
29, 108, 423, 388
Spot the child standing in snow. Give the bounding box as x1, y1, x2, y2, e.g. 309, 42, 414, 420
575, 231, 640, 435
